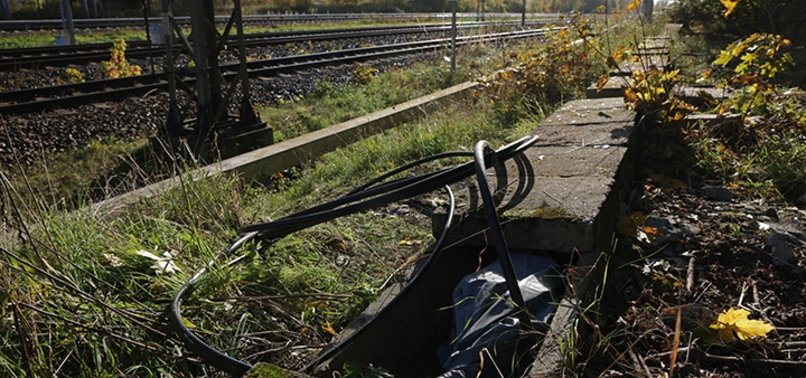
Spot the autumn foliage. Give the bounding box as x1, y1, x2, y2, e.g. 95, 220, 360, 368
101, 39, 142, 79
484, 13, 601, 118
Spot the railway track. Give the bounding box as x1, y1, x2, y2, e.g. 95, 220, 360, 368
0, 12, 559, 31
0, 28, 553, 115
0, 21, 548, 71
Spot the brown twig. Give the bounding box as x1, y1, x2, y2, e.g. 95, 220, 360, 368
689, 347, 806, 375
20, 302, 165, 353
669, 307, 682, 377
628, 346, 652, 377
685, 256, 696, 294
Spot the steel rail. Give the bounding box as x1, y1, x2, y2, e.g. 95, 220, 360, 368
0, 21, 547, 70
0, 13, 560, 31
0, 28, 552, 115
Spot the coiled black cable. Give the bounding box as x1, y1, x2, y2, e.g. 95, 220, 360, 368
169, 136, 538, 376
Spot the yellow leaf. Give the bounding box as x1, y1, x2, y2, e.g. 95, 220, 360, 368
623, 87, 638, 104
322, 321, 338, 337
709, 307, 774, 341
596, 75, 610, 91
611, 47, 628, 63
720, 0, 740, 17
627, 0, 642, 11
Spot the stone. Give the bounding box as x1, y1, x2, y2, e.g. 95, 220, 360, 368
644, 216, 682, 245
701, 186, 735, 202
766, 232, 798, 266
679, 220, 702, 236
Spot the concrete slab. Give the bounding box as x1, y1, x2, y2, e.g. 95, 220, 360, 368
432, 97, 636, 253
534, 122, 633, 147
539, 97, 631, 127
586, 76, 629, 98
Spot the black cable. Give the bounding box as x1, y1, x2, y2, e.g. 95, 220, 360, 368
168, 136, 538, 376
240, 137, 537, 239
347, 151, 475, 195
472, 141, 530, 326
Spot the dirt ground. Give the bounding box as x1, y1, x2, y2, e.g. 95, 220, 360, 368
589, 121, 806, 377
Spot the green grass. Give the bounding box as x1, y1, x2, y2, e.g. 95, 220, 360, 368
0, 42, 546, 378
0, 19, 462, 49
0, 93, 540, 376
3, 138, 156, 206
0, 28, 148, 49
260, 63, 460, 142
0, 15, 625, 375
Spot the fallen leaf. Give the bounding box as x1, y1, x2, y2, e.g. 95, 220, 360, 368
617, 212, 647, 237
135, 249, 180, 275
322, 321, 338, 337
709, 307, 774, 341
596, 75, 610, 91
720, 0, 740, 17
641, 226, 658, 236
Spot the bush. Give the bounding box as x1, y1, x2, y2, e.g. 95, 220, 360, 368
483, 13, 603, 122
670, 0, 806, 85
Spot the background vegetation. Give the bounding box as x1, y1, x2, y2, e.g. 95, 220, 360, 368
5, 0, 645, 18
662, 0, 806, 200
0, 20, 617, 374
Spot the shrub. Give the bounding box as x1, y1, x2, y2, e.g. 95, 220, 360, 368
64, 67, 85, 83
101, 39, 142, 79
483, 13, 603, 121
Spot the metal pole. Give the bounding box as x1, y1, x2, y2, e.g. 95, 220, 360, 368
0, 0, 11, 21
234, 0, 258, 125
450, 0, 457, 82
87, 0, 97, 18
190, 0, 212, 155
142, 0, 155, 73
522, 0, 526, 27
60, 0, 76, 45
162, 0, 182, 137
